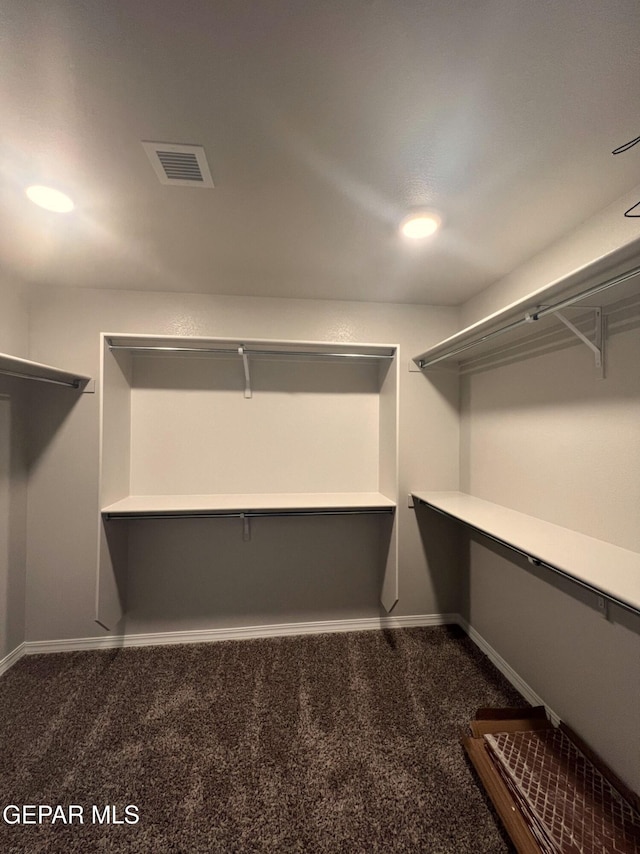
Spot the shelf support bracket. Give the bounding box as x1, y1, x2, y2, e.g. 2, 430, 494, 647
241, 513, 251, 541
238, 346, 252, 398
596, 595, 611, 621
553, 308, 604, 377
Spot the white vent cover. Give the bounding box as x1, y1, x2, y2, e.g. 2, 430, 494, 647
141, 142, 214, 187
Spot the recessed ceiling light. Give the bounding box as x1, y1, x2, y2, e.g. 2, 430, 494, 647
400, 210, 441, 239
25, 185, 74, 213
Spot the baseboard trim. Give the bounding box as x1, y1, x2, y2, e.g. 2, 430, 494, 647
24, 613, 460, 656
0, 642, 26, 677
14, 613, 557, 726
456, 616, 560, 725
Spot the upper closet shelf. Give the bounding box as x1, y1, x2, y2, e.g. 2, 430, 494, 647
412, 258, 640, 372
411, 491, 640, 616
0, 352, 93, 391
107, 334, 396, 360
107, 336, 396, 398
102, 492, 396, 519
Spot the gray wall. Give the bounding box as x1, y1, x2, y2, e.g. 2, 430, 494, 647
25, 286, 460, 641
0, 277, 30, 660
458, 290, 640, 791
0, 277, 29, 359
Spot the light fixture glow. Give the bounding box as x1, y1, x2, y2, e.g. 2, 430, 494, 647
400, 211, 441, 239
26, 185, 74, 213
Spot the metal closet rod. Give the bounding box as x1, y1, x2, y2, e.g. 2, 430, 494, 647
108, 344, 394, 360
418, 262, 640, 368
0, 368, 82, 389
104, 508, 394, 521
414, 498, 640, 617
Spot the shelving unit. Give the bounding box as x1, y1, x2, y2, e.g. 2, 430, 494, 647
411, 491, 640, 616
0, 351, 93, 391
97, 334, 399, 630
412, 259, 640, 373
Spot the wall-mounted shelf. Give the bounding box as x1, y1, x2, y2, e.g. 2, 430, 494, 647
412, 260, 640, 373
107, 335, 396, 359
102, 491, 396, 519
0, 352, 93, 391
411, 491, 640, 616
107, 335, 396, 399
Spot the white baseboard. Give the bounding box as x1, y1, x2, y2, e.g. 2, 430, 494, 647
456, 616, 559, 725
24, 613, 460, 656
0, 642, 25, 677
8, 613, 556, 726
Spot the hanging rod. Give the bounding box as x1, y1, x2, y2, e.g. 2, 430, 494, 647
108, 344, 394, 360
482, 528, 640, 618
103, 508, 395, 521
417, 262, 640, 369
0, 368, 82, 389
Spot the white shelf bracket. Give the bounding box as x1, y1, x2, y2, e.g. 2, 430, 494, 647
238, 346, 252, 398
553, 308, 604, 377
241, 513, 251, 542
596, 595, 610, 621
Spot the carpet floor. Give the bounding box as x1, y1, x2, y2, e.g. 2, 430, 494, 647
0, 626, 524, 853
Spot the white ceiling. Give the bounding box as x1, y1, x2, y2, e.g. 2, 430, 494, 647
1, 0, 640, 305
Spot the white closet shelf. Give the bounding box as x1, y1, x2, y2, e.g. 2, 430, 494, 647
102, 492, 396, 519
412, 258, 640, 370
411, 491, 640, 615
106, 334, 396, 360
0, 352, 93, 391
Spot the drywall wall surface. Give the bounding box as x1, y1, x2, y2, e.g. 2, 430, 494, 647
25, 286, 460, 641
129, 357, 381, 495
0, 276, 29, 358
460, 321, 640, 791
461, 324, 640, 549
0, 277, 29, 661
0, 382, 28, 661
467, 539, 640, 793
460, 185, 640, 329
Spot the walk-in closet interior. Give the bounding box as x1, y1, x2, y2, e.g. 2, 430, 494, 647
1, 2, 639, 850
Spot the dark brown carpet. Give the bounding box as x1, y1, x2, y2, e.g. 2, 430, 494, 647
0, 626, 523, 853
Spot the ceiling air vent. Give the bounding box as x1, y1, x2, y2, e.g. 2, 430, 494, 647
141, 141, 214, 187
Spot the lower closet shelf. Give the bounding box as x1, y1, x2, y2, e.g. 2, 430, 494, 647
411, 491, 640, 615
102, 492, 396, 519
97, 491, 398, 629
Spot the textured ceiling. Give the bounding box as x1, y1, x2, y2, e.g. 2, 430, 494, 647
1, 0, 639, 304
